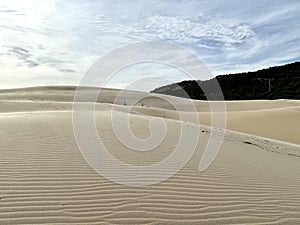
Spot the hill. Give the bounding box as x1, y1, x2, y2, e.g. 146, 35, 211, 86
152, 62, 300, 100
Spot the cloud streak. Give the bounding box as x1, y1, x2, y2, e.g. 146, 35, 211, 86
0, 0, 299, 90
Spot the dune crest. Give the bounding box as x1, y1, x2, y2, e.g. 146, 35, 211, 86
0, 86, 299, 224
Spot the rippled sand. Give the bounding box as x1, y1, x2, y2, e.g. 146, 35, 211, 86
0, 86, 299, 224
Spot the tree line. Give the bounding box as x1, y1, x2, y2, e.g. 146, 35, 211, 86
151, 62, 300, 100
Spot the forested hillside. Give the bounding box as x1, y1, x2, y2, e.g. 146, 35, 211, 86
152, 62, 300, 100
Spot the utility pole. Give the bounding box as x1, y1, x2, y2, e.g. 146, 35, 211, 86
268, 78, 271, 92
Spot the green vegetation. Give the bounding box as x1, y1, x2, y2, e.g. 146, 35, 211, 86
152, 62, 300, 100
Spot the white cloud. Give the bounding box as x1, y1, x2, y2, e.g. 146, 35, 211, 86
0, 0, 299, 90
134, 15, 255, 45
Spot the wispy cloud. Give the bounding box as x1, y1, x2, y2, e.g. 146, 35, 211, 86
0, 0, 299, 90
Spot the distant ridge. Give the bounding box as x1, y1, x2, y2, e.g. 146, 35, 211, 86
152, 62, 300, 100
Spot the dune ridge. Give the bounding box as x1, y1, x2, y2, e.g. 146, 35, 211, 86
0, 86, 300, 224
1, 86, 300, 144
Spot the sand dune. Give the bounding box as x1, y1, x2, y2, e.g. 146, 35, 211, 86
0, 86, 300, 224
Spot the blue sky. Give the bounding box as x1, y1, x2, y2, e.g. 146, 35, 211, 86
0, 0, 299, 90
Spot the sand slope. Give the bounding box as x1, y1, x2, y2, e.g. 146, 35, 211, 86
0, 86, 300, 224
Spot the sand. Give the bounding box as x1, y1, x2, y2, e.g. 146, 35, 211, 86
0, 86, 299, 224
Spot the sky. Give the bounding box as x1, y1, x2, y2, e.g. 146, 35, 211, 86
0, 0, 299, 91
